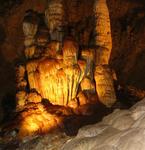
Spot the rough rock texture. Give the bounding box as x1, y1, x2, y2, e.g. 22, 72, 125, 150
93, 0, 116, 106
94, 0, 112, 53
0, 0, 145, 120
45, 0, 64, 42
0, 0, 48, 122
94, 65, 116, 107
61, 98, 145, 150
1, 98, 145, 150
108, 0, 145, 89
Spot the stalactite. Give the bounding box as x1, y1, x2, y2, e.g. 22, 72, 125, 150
23, 10, 38, 47
45, 0, 64, 42
26, 60, 40, 93
81, 49, 95, 80
15, 0, 118, 111
62, 38, 81, 105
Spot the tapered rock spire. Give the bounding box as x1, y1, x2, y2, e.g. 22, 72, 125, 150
94, 0, 116, 107
94, 0, 112, 60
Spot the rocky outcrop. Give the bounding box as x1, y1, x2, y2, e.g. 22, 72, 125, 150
24, 38, 89, 106
61, 98, 145, 150
0, 1, 145, 119
1, 98, 145, 150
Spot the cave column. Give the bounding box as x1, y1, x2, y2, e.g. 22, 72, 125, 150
94, 0, 116, 107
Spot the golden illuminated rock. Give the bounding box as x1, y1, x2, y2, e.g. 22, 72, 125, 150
81, 49, 95, 80
77, 91, 88, 106
38, 58, 64, 105
63, 38, 78, 66
67, 98, 79, 109
15, 1, 118, 113
27, 91, 42, 104
18, 103, 64, 137
93, 0, 112, 66
62, 38, 82, 104
78, 60, 87, 83
16, 65, 27, 90
80, 77, 95, 92
44, 41, 61, 58
93, 0, 117, 107
16, 91, 27, 109
94, 0, 112, 49
94, 65, 116, 107
63, 65, 81, 105
26, 60, 41, 94
45, 0, 64, 42
24, 38, 87, 106
24, 45, 36, 59
96, 47, 111, 65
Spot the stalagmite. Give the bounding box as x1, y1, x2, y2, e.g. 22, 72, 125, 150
24, 38, 84, 106
38, 58, 63, 104
94, 0, 116, 106
63, 38, 81, 104
94, 65, 116, 107
26, 60, 40, 93
45, 0, 64, 42
94, 0, 112, 60
14, 0, 118, 114
23, 10, 39, 47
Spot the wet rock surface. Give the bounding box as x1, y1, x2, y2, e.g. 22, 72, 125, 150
0, 1, 145, 149
0, 0, 145, 105
1, 98, 145, 150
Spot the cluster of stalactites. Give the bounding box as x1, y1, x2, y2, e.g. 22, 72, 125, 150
16, 0, 117, 109
24, 38, 92, 106
94, 0, 116, 107
45, 0, 64, 42
22, 0, 65, 59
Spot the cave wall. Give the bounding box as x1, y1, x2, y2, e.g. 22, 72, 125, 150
108, 0, 145, 89
0, 0, 145, 112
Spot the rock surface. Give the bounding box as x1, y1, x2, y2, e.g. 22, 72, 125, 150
1, 98, 145, 150
0, 0, 145, 122
61, 98, 145, 150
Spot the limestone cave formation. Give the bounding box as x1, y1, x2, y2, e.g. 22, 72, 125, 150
0, 0, 145, 149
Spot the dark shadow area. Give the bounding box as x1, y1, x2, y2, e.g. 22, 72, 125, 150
0, 24, 6, 44
1, 93, 16, 123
